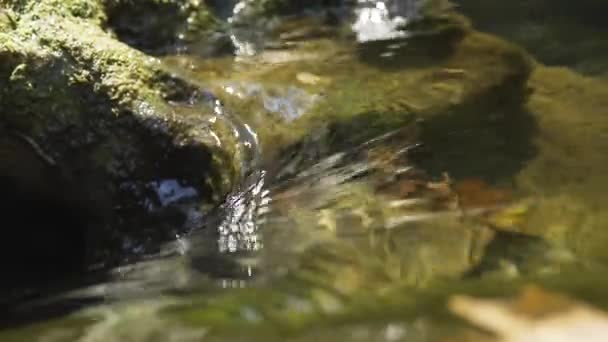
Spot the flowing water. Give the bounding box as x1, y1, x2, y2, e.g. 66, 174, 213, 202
3, 0, 608, 341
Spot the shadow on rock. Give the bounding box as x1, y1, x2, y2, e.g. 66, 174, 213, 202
411, 103, 539, 184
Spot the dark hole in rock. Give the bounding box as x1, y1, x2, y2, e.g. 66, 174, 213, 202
0, 177, 88, 284
0, 134, 101, 313
0, 173, 106, 328
0, 121, 230, 324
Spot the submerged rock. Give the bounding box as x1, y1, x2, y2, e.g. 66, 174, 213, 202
509, 66, 608, 262
206, 10, 533, 181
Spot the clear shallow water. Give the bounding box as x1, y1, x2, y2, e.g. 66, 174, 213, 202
3, 1, 608, 341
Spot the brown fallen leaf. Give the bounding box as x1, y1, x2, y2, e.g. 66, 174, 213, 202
448, 285, 608, 342
453, 178, 512, 210
426, 172, 459, 210
426, 172, 453, 197
397, 179, 425, 197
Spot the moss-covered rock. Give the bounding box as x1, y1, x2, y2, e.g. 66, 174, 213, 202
0, 0, 237, 293
512, 66, 608, 260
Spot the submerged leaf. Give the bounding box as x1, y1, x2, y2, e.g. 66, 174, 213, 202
453, 178, 512, 209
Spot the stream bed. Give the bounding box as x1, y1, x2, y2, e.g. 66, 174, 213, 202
2, 1, 608, 341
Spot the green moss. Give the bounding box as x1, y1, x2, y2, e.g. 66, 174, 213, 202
291, 28, 533, 157
0, 4, 162, 132
0, 316, 93, 342
512, 66, 608, 261
0, 7, 16, 30
2, 0, 106, 24
102, 0, 220, 54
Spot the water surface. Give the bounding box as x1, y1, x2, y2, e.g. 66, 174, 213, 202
2, 1, 608, 341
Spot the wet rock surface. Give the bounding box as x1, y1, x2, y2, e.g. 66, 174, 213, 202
0, 0, 237, 304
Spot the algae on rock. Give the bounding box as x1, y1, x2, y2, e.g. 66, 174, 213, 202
0, 0, 237, 291
511, 66, 608, 262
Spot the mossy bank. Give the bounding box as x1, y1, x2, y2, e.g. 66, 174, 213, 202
0, 0, 236, 299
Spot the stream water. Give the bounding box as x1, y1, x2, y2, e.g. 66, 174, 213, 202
3, 0, 608, 341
